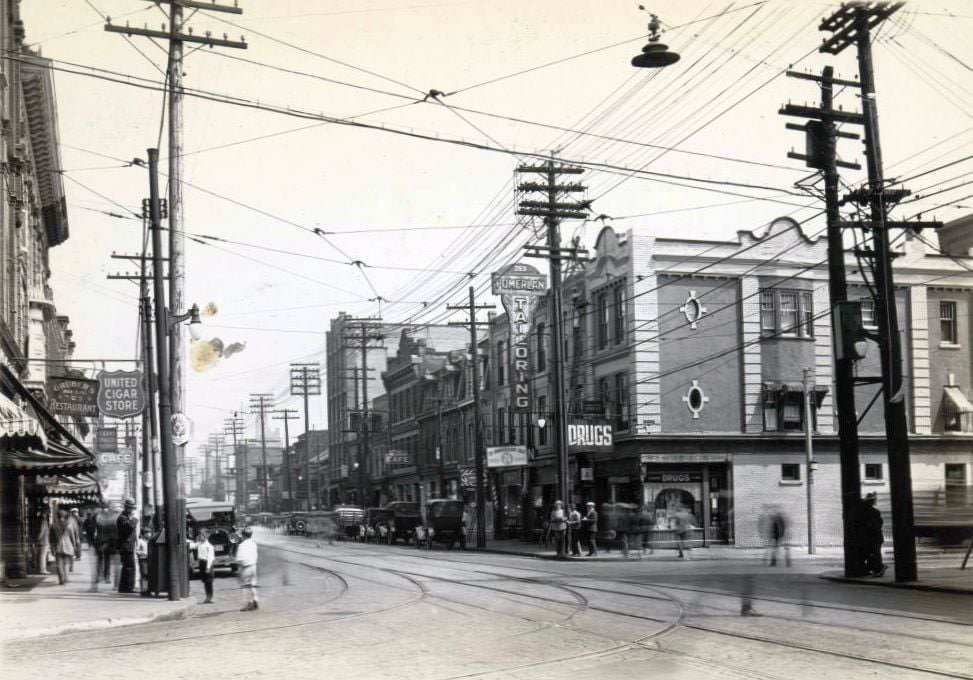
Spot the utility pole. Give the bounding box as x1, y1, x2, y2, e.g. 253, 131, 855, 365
272, 409, 299, 511
105, 0, 246, 500
518, 158, 590, 508
249, 393, 273, 512
781, 65, 865, 573
803, 368, 816, 554
447, 288, 495, 548
341, 322, 384, 506
819, 2, 942, 583
290, 363, 321, 510
146, 148, 183, 601
208, 433, 225, 501
224, 415, 245, 511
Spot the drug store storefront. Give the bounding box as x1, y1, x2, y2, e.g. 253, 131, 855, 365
638, 452, 733, 545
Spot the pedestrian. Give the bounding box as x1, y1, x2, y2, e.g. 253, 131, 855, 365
50, 508, 81, 585
35, 508, 52, 575
740, 573, 761, 617
196, 529, 216, 604
549, 501, 567, 558
581, 501, 598, 556
760, 505, 792, 567
136, 528, 151, 596
672, 505, 695, 559
91, 502, 119, 590
116, 498, 139, 593
67, 508, 82, 571
857, 492, 887, 577
82, 509, 97, 549
235, 526, 259, 611
637, 504, 655, 556
567, 505, 582, 557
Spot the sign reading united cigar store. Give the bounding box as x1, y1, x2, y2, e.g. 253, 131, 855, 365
491, 263, 546, 411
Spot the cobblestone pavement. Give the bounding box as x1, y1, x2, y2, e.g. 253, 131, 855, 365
5, 530, 973, 680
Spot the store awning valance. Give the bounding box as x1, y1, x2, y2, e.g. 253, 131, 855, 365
31, 472, 101, 499
0, 390, 46, 448
944, 386, 973, 414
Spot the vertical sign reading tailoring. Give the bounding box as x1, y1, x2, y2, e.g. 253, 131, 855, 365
491, 263, 546, 411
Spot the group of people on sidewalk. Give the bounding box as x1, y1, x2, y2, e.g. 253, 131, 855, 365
35, 497, 152, 593
546, 501, 697, 560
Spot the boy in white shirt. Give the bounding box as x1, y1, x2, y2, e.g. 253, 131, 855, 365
234, 527, 258, 611
196, 529, 216, 604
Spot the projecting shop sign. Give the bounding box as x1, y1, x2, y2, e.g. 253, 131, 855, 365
97, 370, 146, 419
491, 263, 546, 411
48, 378, 99, 418
486, 445, 528, 468
567, 420, 614, 453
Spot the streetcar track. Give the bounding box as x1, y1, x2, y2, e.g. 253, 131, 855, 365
273, 539, 973, 680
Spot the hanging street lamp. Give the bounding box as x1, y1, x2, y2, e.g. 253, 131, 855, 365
631, 10, 680, 69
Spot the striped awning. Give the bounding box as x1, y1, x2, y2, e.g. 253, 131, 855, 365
31, 472, 101, 499
944, 386, 973, 415
0, 391, 46, 448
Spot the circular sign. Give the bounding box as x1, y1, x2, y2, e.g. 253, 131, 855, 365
170, 413, 192, 447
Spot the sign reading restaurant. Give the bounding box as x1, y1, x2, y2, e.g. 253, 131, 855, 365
48, 377, 99, 418
491, 263, 546, 411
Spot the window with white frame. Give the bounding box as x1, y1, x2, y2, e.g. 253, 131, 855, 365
760, 291, 776, 333
781, 463, 801, 482
864, 463, 883, 481
941, 301, 958, 345
860, 297, 877, 329
760, 289, 815, 338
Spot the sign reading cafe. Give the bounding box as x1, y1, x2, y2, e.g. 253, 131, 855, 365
491, 263, 546, 411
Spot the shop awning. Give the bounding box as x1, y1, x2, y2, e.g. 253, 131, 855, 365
0, 391, 46, 448
944, 386, 973, 414
31, 472, 101, 499
0, 365, 95, 473
770, 382, 829, 405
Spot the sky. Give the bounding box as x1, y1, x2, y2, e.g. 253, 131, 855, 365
21, 0, 973, 448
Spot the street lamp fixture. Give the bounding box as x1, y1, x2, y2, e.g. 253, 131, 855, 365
167, 303, 203, 340
631, 11, 680, 68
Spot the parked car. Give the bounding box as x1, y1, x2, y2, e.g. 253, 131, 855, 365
186, 499, 240, 576
415, 499, 468, 550
381, 501, 421, 545
287, 511, 309, 536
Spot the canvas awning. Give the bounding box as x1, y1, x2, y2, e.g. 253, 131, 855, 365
31, 472, 101, 499
0, 365, 95, 473
944, 386, 973, 414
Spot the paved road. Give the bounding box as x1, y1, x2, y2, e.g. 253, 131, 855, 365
6, 531, 973, 680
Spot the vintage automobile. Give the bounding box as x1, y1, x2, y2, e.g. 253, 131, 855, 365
186, 499, 240, 576
381, 501, 421, 545
333, 505, 365, 540
414, 499, 468, 550
359, 507, 388, 542
287, 511, 309, 536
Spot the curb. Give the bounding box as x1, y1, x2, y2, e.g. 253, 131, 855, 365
818, 572, 973, 596
4, 599, 197, 642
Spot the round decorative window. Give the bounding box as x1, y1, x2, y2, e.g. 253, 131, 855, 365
682, 380, 709, 419
679, 290, 707, 330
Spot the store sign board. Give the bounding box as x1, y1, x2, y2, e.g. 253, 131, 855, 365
644, 471, 703, 483
48, 378, 99, 418
491, 263, 546, 411
97, 370, 146, 419
639, 453, 729, 464
486, 445, 528, 468
567, 420, 613, 453
95, 426, 118, 453
385, 449, 410, 465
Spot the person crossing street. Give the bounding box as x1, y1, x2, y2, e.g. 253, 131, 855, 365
196, 529, 216, 604
235, 527, 259, 611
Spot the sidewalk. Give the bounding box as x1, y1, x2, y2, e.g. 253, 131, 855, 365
0, 545, 195, 642
479, 537, 846, 562
820, 566, 973, 595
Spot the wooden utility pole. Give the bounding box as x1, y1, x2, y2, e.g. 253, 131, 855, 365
224, 415, 245, 510
819, 2, 941, 583
781, 65, 865, 574
105, 0, 246, 501
341, 322, 384, 506
518, 159, 590, 509
272, 409, 299, 510
249, 393, 273, 512
290, 363, 321, 510
447, 289, 495, 548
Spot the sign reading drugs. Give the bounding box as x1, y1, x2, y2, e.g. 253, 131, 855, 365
48, 377, 99, 418
97, 370, 146, 419
491, 263, 546, 411
567, 420, 614, 453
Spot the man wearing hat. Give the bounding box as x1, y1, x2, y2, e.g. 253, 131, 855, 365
858, 492, 887, 577
116, 498, 139, 593
581, 501, 598, 556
